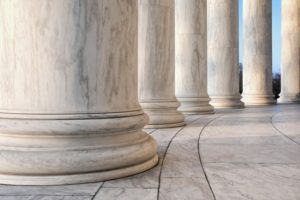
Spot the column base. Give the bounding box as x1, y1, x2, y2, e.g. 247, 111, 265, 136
177, 97, 214, 115
140, 100, 185, 128
278, 95, 300, 104
210, 95, 244, 109
242, 94, 277, 106
0, 111, 158, 185
0, 155, 158, 186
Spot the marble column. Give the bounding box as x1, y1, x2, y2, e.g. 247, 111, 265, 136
139, 0, 185, 127
242, 0, 276, 105
279, 0, 300, 103
207, 0, 244, 109
0, 0, 158, 185
175, 0, 214, 114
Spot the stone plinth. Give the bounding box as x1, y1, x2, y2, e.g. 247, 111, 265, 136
139, 0, 185, 127
175, 0, 214, 114
207, 0, 244, 109
242, 0, 276, 105
279, 0, 300, 103
0, 0, 158, 185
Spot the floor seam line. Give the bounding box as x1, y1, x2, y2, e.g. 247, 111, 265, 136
157, 116, 203, 200
271, 113, 300, 146
0, 195, 94, 197
204, 162, 300, 165
197, 115, 224, 200
91, 182, 104, 200
148, 129, 157, 135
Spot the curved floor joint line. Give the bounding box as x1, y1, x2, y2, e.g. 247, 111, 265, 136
157, 116, 204, 200
91, 182, 104, 200
271, 113, 300, 146
197, 115, 224, 200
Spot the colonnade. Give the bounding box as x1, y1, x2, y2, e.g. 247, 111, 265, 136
0, 0, 299, 185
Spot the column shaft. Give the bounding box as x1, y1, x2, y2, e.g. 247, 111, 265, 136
175, 0, 214, 114
207, 0, 244, 108
139, 0, 185, 127
0, 0, 157, 185
279, 0, 300, 103
243, 0, 276, 105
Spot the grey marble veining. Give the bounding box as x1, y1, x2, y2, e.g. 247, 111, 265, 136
0, 105, 300, 199
95, 188, 157, 200
200, 114, 292, 145
161, 116, 218, 178
0, 0, 158, 185
0, 183, 101, 196
159, 178, 214, 200
279, 0, 300, 103
205, 163, 300, 200
242, 0, 276, 105
175, 0, 214, 114
138, 0, 185, 128
0, 0, 141, 113
201, 143, 300, 164
0, 197, 92, 200
207, 0, 244, 109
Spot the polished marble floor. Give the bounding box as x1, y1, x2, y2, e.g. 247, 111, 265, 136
1, 104, 300, 200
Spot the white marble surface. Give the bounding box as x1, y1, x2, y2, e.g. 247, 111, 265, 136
95, 188, 157, 200
0, 104, 300, 199
0, 0, 140, 113
200, 114, 292, 145
175, 0, 214, 114
279, 0, 300, 103
207, 0, 244, 108
242, 0, 276, 105
272, 111, 300, 144
205, 163, 300, 200
0, 183, 102, 196
138, 0, 185, 128
0, 197, 91, 200
159, 178, 214, 200
201, 143, 300, 164
0, 0, 158, 185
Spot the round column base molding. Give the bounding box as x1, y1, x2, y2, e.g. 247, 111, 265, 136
145, 121, 186, 129
140, 100, 185, 128
177, 97, 214, 115
0, 112, 158, 185
278, 95, 300, 104
242, 94, 277, 106
0, 155, 158, 186
210, 96, 245, 109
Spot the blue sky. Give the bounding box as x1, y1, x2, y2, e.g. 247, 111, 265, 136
239, 0, 281, 74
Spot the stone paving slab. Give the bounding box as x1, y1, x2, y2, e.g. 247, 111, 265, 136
205, 163, 300, 200
201, 143, 300, 164
0, 183, 101, 196
0, 196, 92, 200
0, 104, 299, 200
94, 188, 157, 200
272, 111, 300, 144
159, 177, 214, 200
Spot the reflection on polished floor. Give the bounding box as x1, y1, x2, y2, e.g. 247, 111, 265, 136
1, 104, 300, 200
